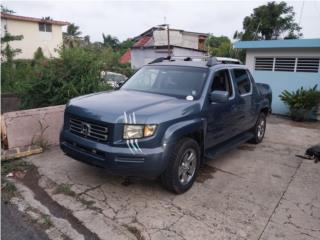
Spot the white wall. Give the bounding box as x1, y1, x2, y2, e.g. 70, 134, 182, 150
131, 48, 167, 69
2, 18, 64, 59
153, 30, 199, 50
131, 47, 207, 69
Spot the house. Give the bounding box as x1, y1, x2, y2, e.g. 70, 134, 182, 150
234, 39, 320, 115
121, 26, 209, 69
1, 13, 69, 59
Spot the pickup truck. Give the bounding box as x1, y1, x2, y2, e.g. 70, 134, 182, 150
60, 57, 272, 193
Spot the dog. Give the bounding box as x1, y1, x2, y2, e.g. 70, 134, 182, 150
296, 145, 320, 163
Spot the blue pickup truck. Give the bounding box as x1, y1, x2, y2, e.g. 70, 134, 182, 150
60, 57, 272, 193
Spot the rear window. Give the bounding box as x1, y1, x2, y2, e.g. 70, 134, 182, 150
232, 69, 251, 95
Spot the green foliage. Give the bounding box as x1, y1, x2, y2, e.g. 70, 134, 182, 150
234, 1, 302, 40
1, 45, 133, 109
67, 23, 82, 37
205, 35, 245, 62
279, 85, 320, 121
102, 33, 120, 50
54, 183, 76, 197
33, 47, 45, 61
18, 47, 110, 108
118, 38, 134, 55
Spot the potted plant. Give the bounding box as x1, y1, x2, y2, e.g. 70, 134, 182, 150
279, 85, 320, 121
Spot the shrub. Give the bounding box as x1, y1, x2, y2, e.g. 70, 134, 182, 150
17, 47, 113, 108
1, 45, 133, 109
279, 85, 320, 121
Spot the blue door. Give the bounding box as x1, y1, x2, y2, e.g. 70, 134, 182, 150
205, 68, 241, 148
231, 68, 256, 131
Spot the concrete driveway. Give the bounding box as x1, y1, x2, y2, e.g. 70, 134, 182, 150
8, 116, 320, 240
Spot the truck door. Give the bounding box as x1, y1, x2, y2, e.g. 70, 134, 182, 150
231, 68, 255, 131
205, 68, 240, 148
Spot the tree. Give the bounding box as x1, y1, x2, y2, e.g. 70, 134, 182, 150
102, 34, 119, 50
234, 1, 302, 40
118, 38, 134, 55
64, 23, 83, 48
33, 47, 45, 61
67, 23, 82, 37
205, 35, 245, 62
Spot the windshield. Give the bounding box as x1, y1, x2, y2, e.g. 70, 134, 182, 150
121, 65, 208, 99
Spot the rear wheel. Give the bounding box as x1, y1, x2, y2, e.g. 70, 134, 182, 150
250, 112, 266, 144
161, 138, 200, 194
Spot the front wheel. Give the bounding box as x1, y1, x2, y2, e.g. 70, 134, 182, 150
161, 138, 200, 194
250, 112, 266, 144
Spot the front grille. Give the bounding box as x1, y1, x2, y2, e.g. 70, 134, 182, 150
69, 118, 108, 142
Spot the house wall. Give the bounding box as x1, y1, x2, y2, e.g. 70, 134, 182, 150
153, 30, 199, 50
131, 48, 167, 69
131, 47, 206, 69
1, 18, 63, 59
245, 48, 320, 115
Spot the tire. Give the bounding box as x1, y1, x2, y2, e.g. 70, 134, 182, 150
161, 138, 200, 194
250, 112, 267, 144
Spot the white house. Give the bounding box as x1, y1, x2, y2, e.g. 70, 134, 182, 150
120, 27, 208, 69
1, 13, 69, 59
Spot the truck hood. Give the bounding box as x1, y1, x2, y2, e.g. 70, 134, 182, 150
66, 90, 200, 124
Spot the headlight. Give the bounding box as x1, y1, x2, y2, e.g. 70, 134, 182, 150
123, 124, 157, 139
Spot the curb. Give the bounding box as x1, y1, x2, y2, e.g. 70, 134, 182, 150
1, 145, 43, 161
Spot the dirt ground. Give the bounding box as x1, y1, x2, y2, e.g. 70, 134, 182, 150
2, 115, 320, 240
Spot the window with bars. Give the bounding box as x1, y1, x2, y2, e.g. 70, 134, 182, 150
296, 58, 320, 73
255, 58, 273, 71
255, 57, 320, 73
274, 58, 295, 72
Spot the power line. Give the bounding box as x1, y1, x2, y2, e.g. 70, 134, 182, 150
299, 0, 305, 25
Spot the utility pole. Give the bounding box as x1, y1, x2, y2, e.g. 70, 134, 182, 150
167, 24, 170, 57
158, 23, 171, 57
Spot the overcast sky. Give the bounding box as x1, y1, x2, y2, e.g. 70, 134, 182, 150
3, 0, 320, 42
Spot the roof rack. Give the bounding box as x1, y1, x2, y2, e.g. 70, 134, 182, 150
148, 56, 242, 66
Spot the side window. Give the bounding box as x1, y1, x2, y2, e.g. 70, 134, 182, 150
39, 23, 52, 32
233, 69, 251, 95
211, 69, 233, 97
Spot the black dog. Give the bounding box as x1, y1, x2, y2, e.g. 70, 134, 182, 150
296, 145, 320, 163
305, 145, 320, 163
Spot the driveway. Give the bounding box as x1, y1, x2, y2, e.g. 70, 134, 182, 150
5, 116, 320, 240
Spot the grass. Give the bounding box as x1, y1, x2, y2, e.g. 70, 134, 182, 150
1, 179, 18, 201
41, 215, 53, 228
1, 160, 33, 176
53, 183, 76, 197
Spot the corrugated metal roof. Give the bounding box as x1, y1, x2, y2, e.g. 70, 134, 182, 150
1, 13, 69, 26
234, 39, 320, 49
120, 49, 131, 64
133, 36, 152, 47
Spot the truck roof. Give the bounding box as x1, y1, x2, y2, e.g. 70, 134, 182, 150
148, 56, 244, 69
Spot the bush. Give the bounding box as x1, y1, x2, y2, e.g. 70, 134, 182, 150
1, 45, 134, 109
18, 47, 111, 108
279, 85, 320, 121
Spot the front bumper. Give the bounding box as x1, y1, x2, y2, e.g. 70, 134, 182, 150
60, 130, 169, 178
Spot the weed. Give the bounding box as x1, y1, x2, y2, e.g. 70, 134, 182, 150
1, 160, 33, 176
1, 179, 18, 201
53, 183, 76, 197
31, 120, 49, 149
41, 215, 53, 228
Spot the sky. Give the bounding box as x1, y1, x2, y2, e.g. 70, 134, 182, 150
3, 0, 320, 42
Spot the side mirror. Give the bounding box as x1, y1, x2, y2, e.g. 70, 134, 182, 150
210, 90, 229, 103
